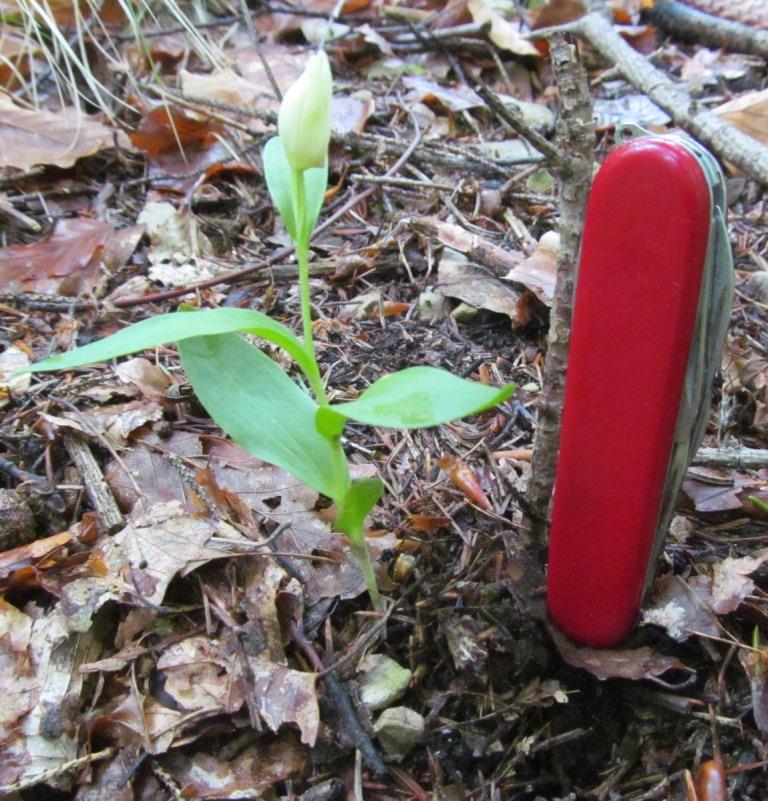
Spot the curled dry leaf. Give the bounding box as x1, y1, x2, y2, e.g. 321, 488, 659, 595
505, 230, 559, 306
0, 217, 143, 295
548, 623, 694, 687
467, 0, 540, 56
437, 248, 525, 326
0, 95, 118, 170
438, 454, 492, 510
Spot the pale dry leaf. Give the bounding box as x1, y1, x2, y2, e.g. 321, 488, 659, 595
685, 0, 768, 28
505, 230, 558, 305
105, 691, 186, 754
156, 633, 244, 713
68, 400, 164, 447
0, 345, 31, 401
0, 95, 117, 170
0, 605, 96, 788
714, 88, 768, 147
467, 0, 540, 55
114, 358, 171, 403
710, 549, 768, 614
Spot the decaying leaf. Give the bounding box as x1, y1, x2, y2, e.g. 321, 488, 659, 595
161, 735, 307, 799
714, 89, 768, 147
739, 648, 768, 733
642, 574, 720, 641
60, 500, 243, 631
548, 624, 694, 687
0, 604, 95, 787
240, 561, 320, 745
682, 466, 768, 520
710, 549, 768, 614
156, 633, 244, 713
0, 217, 142, 295
0, 95, 117, 170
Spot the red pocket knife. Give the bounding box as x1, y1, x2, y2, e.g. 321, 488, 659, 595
546, 124, 733, 648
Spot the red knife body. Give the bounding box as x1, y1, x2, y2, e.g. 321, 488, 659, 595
547, 136, 714, 647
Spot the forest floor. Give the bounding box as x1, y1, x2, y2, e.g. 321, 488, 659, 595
1, 0, 768, 799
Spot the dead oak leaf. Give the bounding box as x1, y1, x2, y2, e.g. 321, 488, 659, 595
0, 96, 117, 170
548, 623, 694, 687
0, 217, 142, 296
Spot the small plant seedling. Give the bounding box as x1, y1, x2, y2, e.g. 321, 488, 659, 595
26, 49, 514, 602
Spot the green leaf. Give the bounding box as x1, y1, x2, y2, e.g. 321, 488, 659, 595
335, 477, 384, 545
262, 136, 327, 242
316, 367, 514, 432
178, 332, 346, 501
26, 308, 316, 384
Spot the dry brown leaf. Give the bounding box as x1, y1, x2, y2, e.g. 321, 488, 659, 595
130, 106, 254, 191
714, 89, 768, 147
642, 574, 720, 641
0, 96, 117, 170
157, 633, 244, 713
681, 467, 768, 520
685, 0, 768, 28
437, 248, 524, 325
60, 500, 244, 631
710, 549, 768, 614
162, 736, 307, 799
240, 560, 320, 745
548, 623, 694, 687
467, 0, 540, 55
505, 231, 558, 305
0, 217, 143, 295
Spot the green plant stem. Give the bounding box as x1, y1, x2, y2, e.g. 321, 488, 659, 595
351, 537, 381, 608
291, 167, 327, 405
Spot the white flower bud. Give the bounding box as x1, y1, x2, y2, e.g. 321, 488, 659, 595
278, 50, 332, 173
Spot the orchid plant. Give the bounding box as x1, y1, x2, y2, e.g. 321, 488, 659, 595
27, 50, 514, 602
